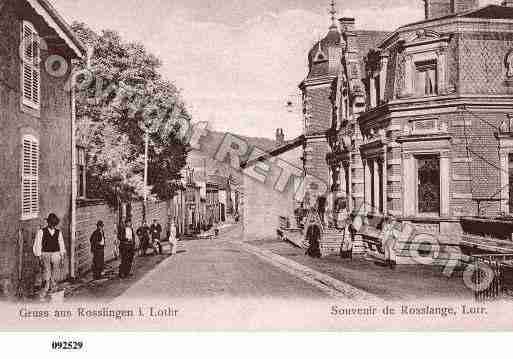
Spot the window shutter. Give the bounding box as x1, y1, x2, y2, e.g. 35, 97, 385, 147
21, 21, 40, 109
22, 136, 39, 219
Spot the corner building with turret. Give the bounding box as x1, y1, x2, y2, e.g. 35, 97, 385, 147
300, 1, 513, 260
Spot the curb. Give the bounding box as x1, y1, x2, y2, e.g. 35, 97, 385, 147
239, 241, 382, 301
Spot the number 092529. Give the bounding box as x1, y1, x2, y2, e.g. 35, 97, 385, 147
51, 341, 84, 350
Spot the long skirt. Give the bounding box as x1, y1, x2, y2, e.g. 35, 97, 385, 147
169, 238, 178, 255
92, 248, 105, 279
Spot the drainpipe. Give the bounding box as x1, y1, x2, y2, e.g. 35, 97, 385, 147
70, 66, 77, 280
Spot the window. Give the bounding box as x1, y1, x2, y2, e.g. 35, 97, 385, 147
77, 146, 87, 198
374, 75, 381, 105
344, 166, 350, 204
21, 135, 39, 219
369, 161, 375, 211
21, 21, 41, 109
415, 61, 437, 97
417, 155, 440, 214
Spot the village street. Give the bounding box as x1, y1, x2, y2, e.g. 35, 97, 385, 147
68, 224, 473, 302
97, 226, 330, 301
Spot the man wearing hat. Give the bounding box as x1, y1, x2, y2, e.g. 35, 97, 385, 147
90, 221, 106, 280
33, 213, 66, 298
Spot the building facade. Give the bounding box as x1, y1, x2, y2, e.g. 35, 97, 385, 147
0, 0, 85, 295
299, 0, 513, 259
355, 1, 513, 239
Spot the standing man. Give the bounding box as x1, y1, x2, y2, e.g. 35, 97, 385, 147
136, 220, 151, 256
90, 221, 106, 280
33, 213, 66, 298
150, 219, 163, 255
119, 218, 136, 278
382, 216, 400, 268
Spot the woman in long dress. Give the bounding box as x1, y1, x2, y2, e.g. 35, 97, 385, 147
168, 221, 178, 255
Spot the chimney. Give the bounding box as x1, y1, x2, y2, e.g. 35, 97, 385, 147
502, 1, 513, 7
452, 0, 479, 13
339, 17, 355, 32
424, 0, 478, 20
276, 129, 285, 144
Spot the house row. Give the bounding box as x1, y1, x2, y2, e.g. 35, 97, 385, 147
169, 153, 241, 237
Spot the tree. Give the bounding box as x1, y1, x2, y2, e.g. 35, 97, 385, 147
72, 22, 191, 206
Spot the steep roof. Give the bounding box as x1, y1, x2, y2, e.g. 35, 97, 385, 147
397, 5, 513, 31
187, 130, 279, 184
306, 27, 342, 79
26, 0, 86, 57
463, 5, 513, 19
240, 135, 304, 169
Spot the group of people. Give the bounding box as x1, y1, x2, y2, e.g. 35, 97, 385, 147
33, 213, 179, 299
92, 218, 179, 280
303, 196, 399, 266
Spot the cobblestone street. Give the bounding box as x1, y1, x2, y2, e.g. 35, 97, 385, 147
68, 225, 474, 302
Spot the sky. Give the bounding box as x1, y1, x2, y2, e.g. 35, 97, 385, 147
50, 0, 498, 139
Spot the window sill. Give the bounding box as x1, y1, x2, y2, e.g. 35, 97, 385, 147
20, 103, 41, 118
400, 215, 459, 222
21, 214, 39, 221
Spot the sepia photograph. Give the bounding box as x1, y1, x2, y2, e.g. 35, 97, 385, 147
3, 0, 513, 335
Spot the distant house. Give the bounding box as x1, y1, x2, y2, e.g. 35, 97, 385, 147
0, 0, 85, 295
240, 131, 304, 240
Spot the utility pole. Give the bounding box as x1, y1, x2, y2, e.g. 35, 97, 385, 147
143, 128, 149, 222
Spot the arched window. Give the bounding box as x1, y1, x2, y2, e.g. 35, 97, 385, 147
21, 135, 39, 219
21, 21, 41, 109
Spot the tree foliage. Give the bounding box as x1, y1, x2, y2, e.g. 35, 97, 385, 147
72, 22, 190, 206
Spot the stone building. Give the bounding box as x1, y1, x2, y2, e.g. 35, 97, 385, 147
353, 0, 513, 243
0, 0, 85, 295
297, 5, 387, 255
297, 0, 513, 259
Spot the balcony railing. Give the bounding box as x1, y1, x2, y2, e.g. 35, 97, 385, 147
470, 254, 513, 302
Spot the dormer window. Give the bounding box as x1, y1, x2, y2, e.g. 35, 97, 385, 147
313, 45, 327, 63
399, 30, 450, 99
415, 60, 437, 97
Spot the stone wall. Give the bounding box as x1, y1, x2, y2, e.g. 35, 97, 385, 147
75, 200, 171, 277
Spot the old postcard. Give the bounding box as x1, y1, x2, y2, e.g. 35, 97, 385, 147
3, 0, 513, 333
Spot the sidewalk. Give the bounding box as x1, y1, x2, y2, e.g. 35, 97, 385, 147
245, 237, 474, 301
65, 253, 171, 302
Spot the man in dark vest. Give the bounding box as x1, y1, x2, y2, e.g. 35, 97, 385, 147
136, 220, 151, 256
33, 213, 66, 298
90, 221, 106, 280
118, 218, 136, 278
